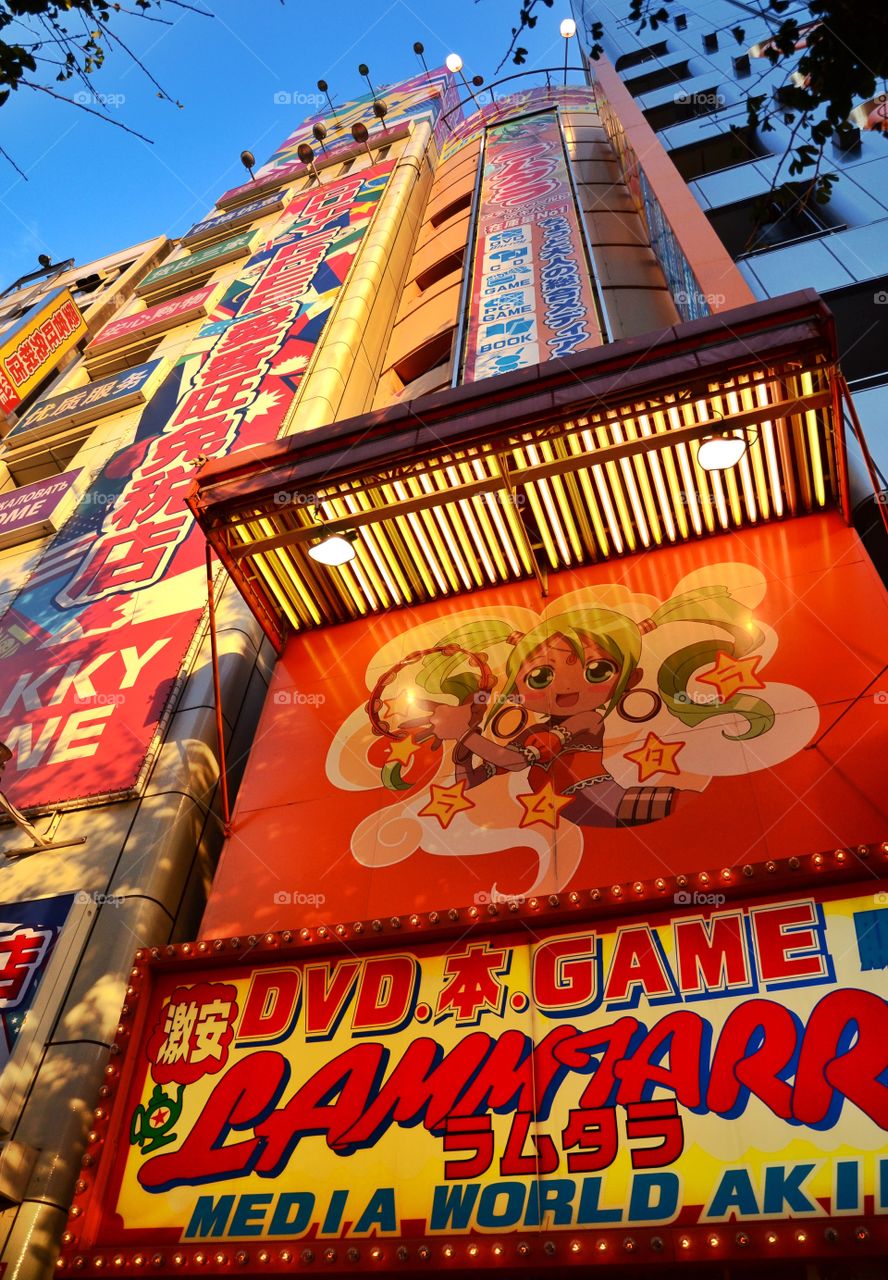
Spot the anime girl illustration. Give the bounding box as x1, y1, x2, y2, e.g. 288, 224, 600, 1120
364, 585, 775, 830
325, 566, 817, 895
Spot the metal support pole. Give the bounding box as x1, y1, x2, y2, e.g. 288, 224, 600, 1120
205, 542, 232, 835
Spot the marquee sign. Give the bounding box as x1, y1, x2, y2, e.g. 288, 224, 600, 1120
63, 885, 888, 1271
0, 893, 74, 1073
87, 285, 219, 355
5, 360, 167, 444
0, 288, 87, 414
181, 194, 287, 249
462, 110, 605, 382
137, 233, 257, 298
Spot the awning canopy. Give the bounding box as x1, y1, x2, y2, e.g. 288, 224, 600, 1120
188, 291, 845, 651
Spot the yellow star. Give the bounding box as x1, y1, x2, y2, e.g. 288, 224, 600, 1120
419, 780, 475, 829
697, 651, 766, 702
625, 732, 684, 783
516, 781, 575, 829
387, 736, 416, 766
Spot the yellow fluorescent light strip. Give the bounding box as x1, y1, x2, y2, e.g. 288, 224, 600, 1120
327, 495, 387, 606
678, 403, 715, 534
536, 441, 583, 562
649, 409, 687, 539
443, 460, 499, 584
391, 480, 452, 595
582, 430, 625, 553
800, 370, 827, 507
524, 444, 574, 564
736, 383, 770, 520
404, 475, 465, 592
468, 458, 522, 576
755, 383, 784, 519
261, 547, 321, 628
590, 424, 637, 552
567, 434, 609, 556
613, 417, 662, 546
434, 466, 480, 579
344, 493, 405, 604
379, 483, 438, 597
724, 390, 758, 523
634, 414, 676, 543
458, 460, 510, 579
705, 394, 742, 526
511, 447, 560, 567
417, 472, 474, 589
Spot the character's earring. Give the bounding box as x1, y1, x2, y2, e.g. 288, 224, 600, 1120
490, 702, 529, 739
617, 687, 662, 723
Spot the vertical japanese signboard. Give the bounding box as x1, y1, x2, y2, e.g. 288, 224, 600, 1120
462, 110, 605, 382
0, 161, 397, 810
64, 885, 888, 1270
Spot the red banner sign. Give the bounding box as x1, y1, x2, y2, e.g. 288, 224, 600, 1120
0, 162, 397, 807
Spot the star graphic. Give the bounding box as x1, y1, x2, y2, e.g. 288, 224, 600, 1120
150, 1109, 169, 1127
387, 736, 416, 766
516, 781, 575, 829
419, 780, 476, 829
697, 651, 766, 702
625, 732, 685, 782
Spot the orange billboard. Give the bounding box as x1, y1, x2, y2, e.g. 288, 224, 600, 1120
0, 287, 87, 413
201, 513, 888, 937
65, 884, 888, 1271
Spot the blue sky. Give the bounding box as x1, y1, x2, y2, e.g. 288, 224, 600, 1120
0, 0, 579, 286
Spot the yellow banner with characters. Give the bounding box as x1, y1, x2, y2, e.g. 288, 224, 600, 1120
73, 886, 888, 1264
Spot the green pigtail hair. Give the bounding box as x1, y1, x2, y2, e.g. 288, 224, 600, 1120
415, 620, 517, 704
653, 586, 774, 741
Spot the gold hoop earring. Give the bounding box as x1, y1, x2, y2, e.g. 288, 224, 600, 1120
617, 688, 662, 723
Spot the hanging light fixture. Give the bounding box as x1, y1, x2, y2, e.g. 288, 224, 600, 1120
697, 429, 755, 471
560, 17, 577, 85
445, 52, 463, 73
307, 530, 358, 566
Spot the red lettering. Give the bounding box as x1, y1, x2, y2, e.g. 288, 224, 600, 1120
351, 955, 417, 1032
532, 934, 598, 1011
614, 1010, 706, 1108
603, 927, 675, 1004
238, 969, 301, 1042
674, 913, 750, 993
751, 901, 827, 983
303, 961, 360, 1039
794, 989, 888, 1127
706, 1000, 797, 1119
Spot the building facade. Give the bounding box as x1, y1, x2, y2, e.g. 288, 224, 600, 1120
0, 29, 883, 1280
573, 0, 888, 566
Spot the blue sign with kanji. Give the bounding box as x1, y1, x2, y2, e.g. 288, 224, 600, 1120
0, 893, 74, 1069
